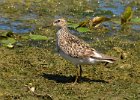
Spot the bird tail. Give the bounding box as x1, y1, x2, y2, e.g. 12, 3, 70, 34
92, 53, 117, 63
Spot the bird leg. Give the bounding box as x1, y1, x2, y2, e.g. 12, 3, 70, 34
104, 62, 109, 66
79, 65, 82, 79
74, 65, 82, 84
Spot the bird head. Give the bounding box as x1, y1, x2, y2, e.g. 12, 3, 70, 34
53, 18, 67, 28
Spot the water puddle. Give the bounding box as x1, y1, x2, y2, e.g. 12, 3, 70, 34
132, 24, 140, 31
0, 13, 36, 34
98, 0, 134, 16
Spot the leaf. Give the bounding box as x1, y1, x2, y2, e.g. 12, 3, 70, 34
0, 31, 8, 37
121, 6, 133, 24
78, 20, 90, 27
0, 38, 16, 44
90, 16, 110, 28
29, 34, 48, 40
77, 16, 110, 29
21, 35, 30, 39
92, 16, 110, 24
131, 18, 140, 23
76, 27, 90, 33
0, 30, 13, 37
68, 23, 79, 29
0, 37, 16, 48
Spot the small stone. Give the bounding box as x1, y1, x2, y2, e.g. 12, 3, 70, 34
120, 52, 128, 59
119, 64, 131, 69
30, 87, 35, 92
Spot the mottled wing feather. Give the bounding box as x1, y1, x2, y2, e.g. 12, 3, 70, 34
58, 32, 97, 58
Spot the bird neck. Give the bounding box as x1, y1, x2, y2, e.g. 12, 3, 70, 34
57, 25, 70, 38
61, 26, 69, 34
61, 25, 68, 30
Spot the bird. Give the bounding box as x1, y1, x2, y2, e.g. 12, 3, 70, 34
53, 18, 116, 84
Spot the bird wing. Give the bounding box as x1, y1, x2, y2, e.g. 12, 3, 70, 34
58, 33, 101, 58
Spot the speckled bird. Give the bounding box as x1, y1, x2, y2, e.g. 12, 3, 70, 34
53, 18, 116, 83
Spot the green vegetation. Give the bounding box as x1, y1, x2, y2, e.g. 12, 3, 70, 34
121, 6, 133, 25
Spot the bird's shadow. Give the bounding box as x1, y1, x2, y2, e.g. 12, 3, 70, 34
41, 73, 108, 84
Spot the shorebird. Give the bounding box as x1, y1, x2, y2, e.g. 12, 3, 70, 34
53, 18, 116, 83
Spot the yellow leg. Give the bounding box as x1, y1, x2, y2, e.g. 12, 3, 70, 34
74, 67, 78, 84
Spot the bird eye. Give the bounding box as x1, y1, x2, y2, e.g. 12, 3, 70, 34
57, 20, 60, 22
55, 19, 60, 23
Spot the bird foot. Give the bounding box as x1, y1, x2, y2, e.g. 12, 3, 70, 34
72, 82, 78, 85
